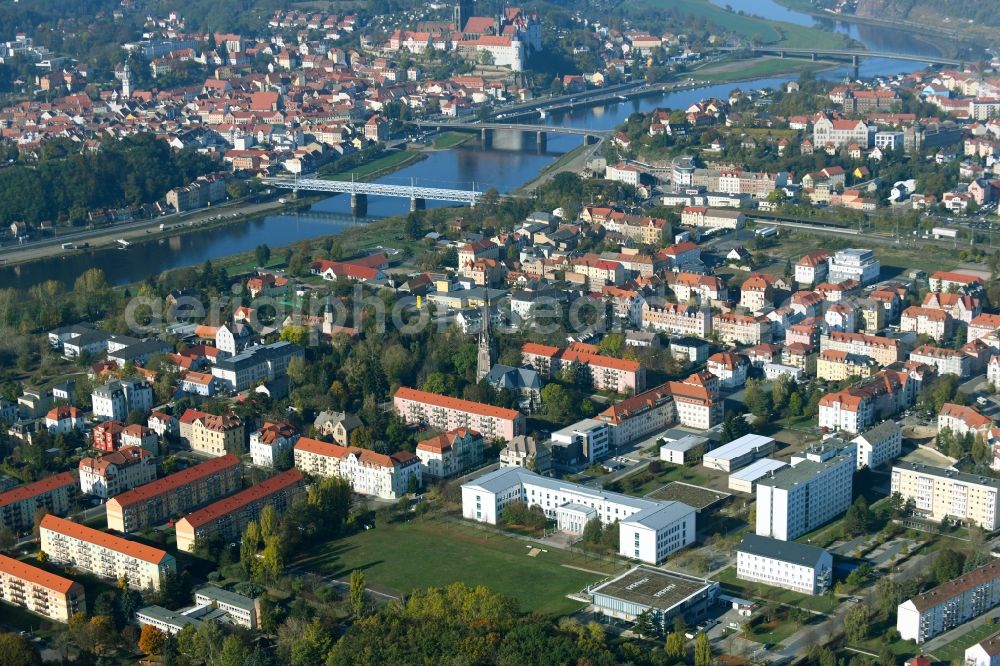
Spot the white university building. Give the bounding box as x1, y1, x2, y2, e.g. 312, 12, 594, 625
737, 533, 833, 596
461, 467, 695, 564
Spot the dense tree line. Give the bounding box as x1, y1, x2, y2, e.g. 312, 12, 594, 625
0, 134, 218, 226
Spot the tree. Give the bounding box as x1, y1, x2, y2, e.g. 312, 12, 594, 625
541, 383, 577, 421
582, 516, 604, 544
694, 632, 712, 666
138, 625, 166, 656
632, 610, 653, 638
720, 409, 750, 443
665, 631, 685, 659
874, 576, 901, 618
219, 634, 250, 666
350, 569, 367, 616
843, 496, 871, 537
254, 244, 271, 267
844, 603, 870, 643
932, 548, 966, 584
0, 633, 41, 666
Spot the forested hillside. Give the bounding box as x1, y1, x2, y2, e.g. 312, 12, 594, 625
856, 0, 1000, 27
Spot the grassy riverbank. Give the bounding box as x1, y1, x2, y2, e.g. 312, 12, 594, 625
689, 56, 835, 83
638, 0, 853, 49
432, 131, 475, 149
323, 150, 428, 182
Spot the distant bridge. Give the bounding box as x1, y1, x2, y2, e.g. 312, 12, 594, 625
718, 46, 962, 68
263, 175, 481, 214
413, 120, 610, 138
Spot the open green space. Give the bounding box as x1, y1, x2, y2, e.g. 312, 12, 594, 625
323, 150, 427, 182
433, 131, 474, 149
610, 464, 711, 497
292, 517, 622, 616
638, 0, 852, 49
715, 566, 839, 613
931, 622, 1000, 662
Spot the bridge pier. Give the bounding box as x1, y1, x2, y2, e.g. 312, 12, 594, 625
536, 130, 546, 152
350, 193, 367, 217
779, 51, 785, 59
810, 52, 817, 61
851, 54, 860, 80
584, 134, 598, 146
410, 197, 425, 212
481, 127, 492, 147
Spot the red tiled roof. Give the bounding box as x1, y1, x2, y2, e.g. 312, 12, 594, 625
178, 469, 303, 529
0, 553, 79, 594
107, 454, 240, 509
394, 387, 521, 421
0, 472, 76, 508
40, 515, 171, 564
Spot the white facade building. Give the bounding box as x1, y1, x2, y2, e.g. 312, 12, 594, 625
827, 248, 880, 284
461, 467, 695, 564
737, 534, 833, 595
851, 421, 902, 470
249, 422, 300, 468
897, 559, 1000, 643
891, 461, 1000, 530
91, 379, 153, 422
78, 447, 157, 499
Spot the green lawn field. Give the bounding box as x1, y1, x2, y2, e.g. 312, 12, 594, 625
293, 517, 622, 616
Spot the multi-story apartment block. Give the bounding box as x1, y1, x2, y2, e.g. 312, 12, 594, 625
641, 301, 712, 338
211, 341, 304, 392
394, 387, 525, 442
40, 515, 176, 591
671, 272, 728, 305
795, 251, 829, 286
707, 352, 749, 389
175, 469, 305, 552
711, 313, 772, 345
293, 437, 422, 499
929, 271, 984, 294
79, 447, 157, 498
0, 554, 85, 623
739, 274, 774, 313
147, 411, 179, 439
901, 307, 953, 341
92, 421, 125, 453
680, 206, 745, 230
44, 405, 85, 434
756, 446, 854, 541
667, 380, 721, 429
812, 115, 871, 148
249, 421, 300, 468
416, 428, 484, 479
105, 454, 242, 533
827, 248, 880, 284
737, 534, 833, 596
938, 403, 993, 438
178, 409, 245, 457
922, 292, 982, 325
969, 313, 1000, 343
816, 350, 876, 382
0, 472, 76, 533
120, 424, 159, 454
897, 559, 1000, 643
820, 331, 903, 367
818, 388, 873, 434
892, 461, 1000, 530
594, 383, 676, 448
91, 379, 153, 422
462, 467, 695, 564
910, 344, 970, 378
522, 342, 646, 394
852, 421, 902, 470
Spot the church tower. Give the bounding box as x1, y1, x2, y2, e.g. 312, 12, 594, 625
121, 62, 132, 100
476, 296, 496, 382
454, 0, 475, 31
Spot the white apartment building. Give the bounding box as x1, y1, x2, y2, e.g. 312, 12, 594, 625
737, 534, 833, 595
40, 515, 177, 591
827, 248, 880, 284
44, 406, 85, 434
640, 301, 712, 338
211, 341, 304, 393
795, 251, 829, 286
938, 402, 994, 438
891, 461, 1000, 530
293, 437, 421, 499
910, 345, 970, 378
79, 446, 157, 498
813, 115, 871, 148
462, 467, 695, 564
897, 559, 1000, 643
249, 421, 300, 468
92, 379, 153, 422
0, 554, 85, 623
900, 307, 952, 341
707, 352, 748, 389
852, 421, 901, 470
416, 428, 484, 478
756, 446, 854, 541
817, 389, 873, 434
594, 383, 676, 448
606, 163, 641, 186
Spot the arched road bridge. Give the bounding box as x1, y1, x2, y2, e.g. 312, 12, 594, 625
262, 174, 482, 216
412, 120, 609, 148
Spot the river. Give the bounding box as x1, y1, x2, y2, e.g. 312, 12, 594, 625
0, 1, 946, 290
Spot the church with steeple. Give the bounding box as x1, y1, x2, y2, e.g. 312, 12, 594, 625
476, 298, 496, 382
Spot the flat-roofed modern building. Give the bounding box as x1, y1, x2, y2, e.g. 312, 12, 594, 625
461, 467, 695, 564
0, 553, 85, 623
737, 534, 833, 595
756, 446, 854, 541
891, 461, 1000, 530
660, 435, 709, 465
40, 515, 176, 591
897, 559, 1000, 643
590, 565, 719, 630
728, 458, 788, 494
175, 469, 305, 552
702, 434, 776, 473
105, 454, 242, 533
194, 586, 258, 629
0, 472, 76, 533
